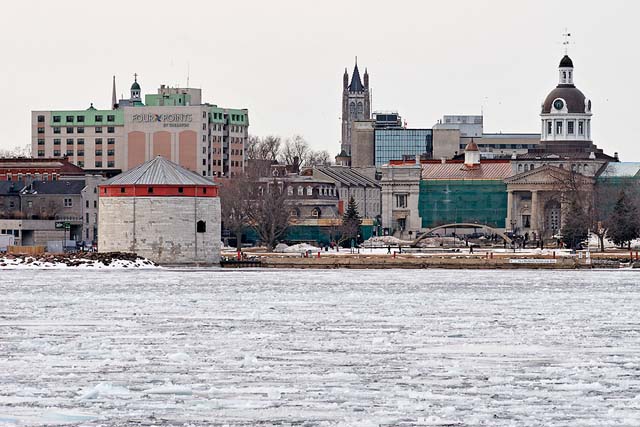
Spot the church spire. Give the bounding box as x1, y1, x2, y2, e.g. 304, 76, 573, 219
348, 58, 364, 92
111, 75, 117, 110
364, 67, 369, 89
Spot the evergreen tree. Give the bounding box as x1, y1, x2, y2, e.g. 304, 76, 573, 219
561, 201, 589, 249
607, 190, 640, 249
340, 196, 362, 246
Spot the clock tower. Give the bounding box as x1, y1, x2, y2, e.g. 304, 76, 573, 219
539, 55, 592, 143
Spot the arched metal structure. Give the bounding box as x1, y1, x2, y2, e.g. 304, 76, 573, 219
411, 223, 512, 247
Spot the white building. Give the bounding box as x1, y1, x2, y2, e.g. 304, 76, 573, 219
98, 156, 220, 264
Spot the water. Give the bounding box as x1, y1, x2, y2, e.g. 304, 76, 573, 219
1, 269, 640, 426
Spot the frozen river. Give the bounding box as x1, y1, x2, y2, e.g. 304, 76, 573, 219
1, 269, 640, 426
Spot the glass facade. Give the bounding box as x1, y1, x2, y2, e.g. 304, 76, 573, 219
419, 180, 507, 228
375, 129, 433, 166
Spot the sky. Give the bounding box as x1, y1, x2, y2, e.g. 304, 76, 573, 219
1, 0, 639, 159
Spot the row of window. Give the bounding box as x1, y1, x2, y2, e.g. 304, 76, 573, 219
5, 173, 58, 181
53, 126, 116, 134
43, 138, 116, 146
517, 162, 592, 173
40, 114, 116, 123
286, 185, 337, 197
458, 143, 538, 150
545, 119, 589, 137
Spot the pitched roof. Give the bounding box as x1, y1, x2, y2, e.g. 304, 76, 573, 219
103, 156, 215, 186
599, 162, 640, 178
314, 166, 380, 188
421, 161, 513, 180
0, 181, 23, 196
23, 180, 86, 195
348, 63, 364, 92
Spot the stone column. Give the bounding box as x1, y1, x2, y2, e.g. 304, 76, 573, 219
531, 190, 539, 236
506, 190, 514, 231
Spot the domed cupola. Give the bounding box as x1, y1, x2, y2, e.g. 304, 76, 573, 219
130, 73, 141, 101
540, 55, 592, 143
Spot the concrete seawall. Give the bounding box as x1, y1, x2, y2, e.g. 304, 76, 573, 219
255, 255, 596, 269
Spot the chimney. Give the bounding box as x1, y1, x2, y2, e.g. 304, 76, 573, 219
614, 152, 619, 161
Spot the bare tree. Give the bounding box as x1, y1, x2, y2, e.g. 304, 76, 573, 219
280, 135, 310, 167
247, 179, 290, 250
307, 150, 333, 167
219, 175, 252, 251
246, 135, 281, 162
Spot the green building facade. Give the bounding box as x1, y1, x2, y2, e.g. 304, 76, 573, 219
418, 180, 508, 228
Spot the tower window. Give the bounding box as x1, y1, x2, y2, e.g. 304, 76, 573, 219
196, 220, 206, 233
555, 121, 563, 135
567, 121, 575, 135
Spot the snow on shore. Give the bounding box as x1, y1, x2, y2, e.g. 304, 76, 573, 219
0, 253, 157, 269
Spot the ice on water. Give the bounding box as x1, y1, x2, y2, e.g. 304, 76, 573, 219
1, 269, 640, 426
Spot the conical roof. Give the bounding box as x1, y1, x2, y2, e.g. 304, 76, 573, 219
104, 156, 215, 186
348, 63, 364, 92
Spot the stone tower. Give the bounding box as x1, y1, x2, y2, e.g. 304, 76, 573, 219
341, 58, 371, 156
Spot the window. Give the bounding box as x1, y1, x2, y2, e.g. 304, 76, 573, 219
86, 200, 89, 208
27, 201, 33, 208
297, 186, 303, 196
95, 127, 102, 133
578, 121, 584, 135
77, 150, 84, 156
67, 127, 74, 134
93, 200, 97, 208
523, 215, 531, 228
178, 187, 183, 193
395, 194, 408, 209
147, 187, 154, 194
77, 161, 84, 167
77, 116, 85, 123
107, 127, 115, 133
518, 164, 523, 172
95, 138, 102, 145
86, 213, 89, 223
54, 138, 61, 145
95, 161, 102, 167
287, 186, 293, 196
37, 115, 45, 122
196, 220, 206, 233
53, 127, 61, 134
95, 115, 103, 122
311, 207, 321, 217
95, 149, 102, 156
53, 115, 61, 123
306, 186, 313, 196
555, 121, 563, 135
77, 138, 84, 145
567, 121, 574, 135
37, 150, 45, 157
107, 138, 115, 144
37, 138, 45, 145
66, 149, 74, 156
66, 115, 74, 122
37, 127, 44, 133
120, 187, 125, 193
107, 161, 114, 167
107, 149, 115, 155
77, 127, 84, 134
107, 115, 115, 122
53, 150, 61, 156
63, 198, 73, 207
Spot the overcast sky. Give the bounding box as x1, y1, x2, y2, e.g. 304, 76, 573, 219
2, 0, 639, 160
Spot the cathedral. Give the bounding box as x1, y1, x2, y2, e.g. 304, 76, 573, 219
340, 59, 371, 156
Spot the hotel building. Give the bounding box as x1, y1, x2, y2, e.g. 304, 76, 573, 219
32, 76, 249, 178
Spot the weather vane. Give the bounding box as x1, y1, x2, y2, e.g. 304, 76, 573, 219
562, 28, 571, 54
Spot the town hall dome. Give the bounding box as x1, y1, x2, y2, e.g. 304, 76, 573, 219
540, 55, 590, 115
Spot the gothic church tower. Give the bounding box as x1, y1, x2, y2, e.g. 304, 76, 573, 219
341, 58, 371, 156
